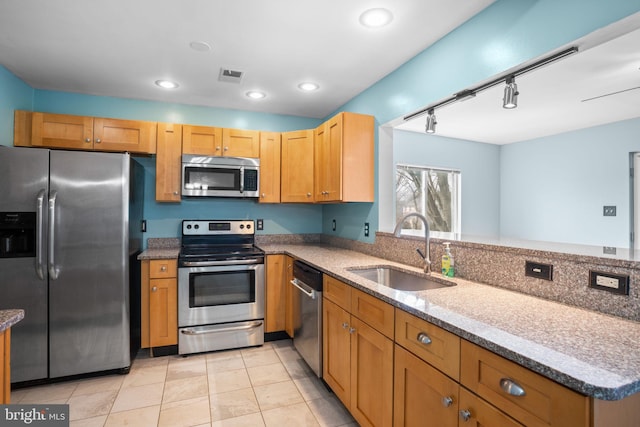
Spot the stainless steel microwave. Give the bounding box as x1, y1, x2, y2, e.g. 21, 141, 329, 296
181, 155, 260, 198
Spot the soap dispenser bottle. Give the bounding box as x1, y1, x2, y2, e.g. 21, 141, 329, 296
441, 242, 455, 277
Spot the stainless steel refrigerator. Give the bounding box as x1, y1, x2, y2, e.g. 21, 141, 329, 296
0, 146, 143, 383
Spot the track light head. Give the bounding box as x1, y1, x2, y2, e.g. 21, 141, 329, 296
425, 109, 437, 133
503, 75, 519, 109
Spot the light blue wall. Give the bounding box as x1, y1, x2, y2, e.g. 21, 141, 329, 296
0, 65, 33, 145
392, 130, 501, 238
323, 0, 640, 241
501, 118, 640, 247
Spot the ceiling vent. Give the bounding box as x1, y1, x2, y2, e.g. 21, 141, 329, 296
218, 68, 244, 83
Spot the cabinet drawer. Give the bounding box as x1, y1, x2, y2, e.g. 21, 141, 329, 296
351, 288, 394, 339
458, 387, 525, 427
460, 340, 589, 427
149, 259, 177, 279
395, 309, 460, 380
323, 275, 351, 310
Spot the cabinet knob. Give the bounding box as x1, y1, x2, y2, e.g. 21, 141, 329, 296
417, 332, 432, 345
499, 378, 526, 396
151, 286, 158, 292
85, 138, 91, 143
442, 396, 453, 407
173, 191, 179, 195
261, 193, 265, 197
306, 193, 311, 197
95, 138, 101, 143
342, 322, 349, 329
349, 327, 356, 334
216, 146, 221, 151
459, 410, 471, 422
160, 265, 167, 272
224, 146, 228, 151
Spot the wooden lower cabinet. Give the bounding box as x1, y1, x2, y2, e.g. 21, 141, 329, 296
265, 255, 286, 332
284, 255, 296, 338
1, 328, 11, 404
322, 277, 394, 427
141, 259, 178, 349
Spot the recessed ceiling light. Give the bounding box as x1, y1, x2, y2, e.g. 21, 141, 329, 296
155, 80, 179, 89
189, 41, 211, 52
298, 82, 319, 92
359, 8, 393, 28
246, 91, 266, 99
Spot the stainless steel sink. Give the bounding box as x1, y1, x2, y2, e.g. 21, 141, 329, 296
348, 266, 456, 292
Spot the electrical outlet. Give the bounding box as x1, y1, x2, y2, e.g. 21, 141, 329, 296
603, 246, 617, 255
524, 261, 553, 281
589, 270, 629, 295
364, 222, 370, 237
603, 206, 617, 216
141, 220, 146, 232
256, 219, 264, 230
332, 219, 336, 231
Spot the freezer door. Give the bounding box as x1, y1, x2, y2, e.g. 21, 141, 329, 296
0, 146, 49, 383
49, 150, 131, 378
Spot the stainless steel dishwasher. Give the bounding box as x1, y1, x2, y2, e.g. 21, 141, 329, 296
291, 260, 323, 377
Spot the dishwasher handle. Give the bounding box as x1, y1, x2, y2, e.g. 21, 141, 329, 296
291, 278, 316, 299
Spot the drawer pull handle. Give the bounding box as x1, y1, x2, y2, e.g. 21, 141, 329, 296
417, 332, 432, 345
459, 409, 471, 422
500, 378, 526, 396
442, 396, 453, 407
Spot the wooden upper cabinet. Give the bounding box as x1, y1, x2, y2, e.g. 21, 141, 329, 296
259, 131, 281, 203
29, 111, 157, 153
182, 125, 222, 155
315, 112, 374, 202
281, 129, 314, 203
223, 128, 260, 158
32, 112, 94, 150
156, 123, 183, 202
93, 118, 157, 153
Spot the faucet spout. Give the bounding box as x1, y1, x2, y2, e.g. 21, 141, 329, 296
393, 212, 431, 274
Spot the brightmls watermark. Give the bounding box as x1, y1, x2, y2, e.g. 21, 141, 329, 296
0, 405, 69, 426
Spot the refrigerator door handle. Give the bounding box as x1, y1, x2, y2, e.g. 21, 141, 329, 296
48, 190, 59, 280
35, 189, 46, 280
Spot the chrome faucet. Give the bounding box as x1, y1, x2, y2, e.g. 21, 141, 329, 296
393, 212, 431, 274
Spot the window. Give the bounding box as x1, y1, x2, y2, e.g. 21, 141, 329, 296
395, 164, 461, 238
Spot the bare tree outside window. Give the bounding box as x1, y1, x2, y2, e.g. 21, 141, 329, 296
396, 164, 461, 238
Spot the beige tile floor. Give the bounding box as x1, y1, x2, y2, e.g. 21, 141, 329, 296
10, 340, 358, 427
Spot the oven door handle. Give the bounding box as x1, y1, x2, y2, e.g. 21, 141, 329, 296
180, 258, 263, 267
290, 278, 316, 299
180, 321, 263, 335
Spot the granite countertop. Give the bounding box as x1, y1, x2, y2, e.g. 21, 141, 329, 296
0, 309, 24, 333
259, 243, 640, 401
137, 247, 180, 260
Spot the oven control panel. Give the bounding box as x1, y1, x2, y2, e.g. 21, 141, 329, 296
182, 220, 255, 235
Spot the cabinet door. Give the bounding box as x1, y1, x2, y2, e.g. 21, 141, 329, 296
259, 132, 281, 203
350, 316, 394, 427
149, 278, 178, 347
458, 388, 525, 427
394, 345, 458, 427
182, 125, 223, 155
314, 121, 330, 201
223, 128, 260, 158
281, 129, 314, 202
32, 112, 94, 149
265, 255, 286, 332
340, 112, 374, 202
323, 113, 344, 201
13, 110, 33, 147
93, 118, 157, 153
323, 298, 352, 407
156, 123, 183, 202
284, 256, 296, 338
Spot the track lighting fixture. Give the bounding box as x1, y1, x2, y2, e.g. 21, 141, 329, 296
503, 75, 519, 109
425, 109, 437, 134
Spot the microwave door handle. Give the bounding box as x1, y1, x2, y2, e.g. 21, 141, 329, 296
35, 189, 46, 280
239, 166, 244, 193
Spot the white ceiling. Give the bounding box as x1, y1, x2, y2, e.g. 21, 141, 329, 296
396, 14, 640, 144
0, 0, 495, 119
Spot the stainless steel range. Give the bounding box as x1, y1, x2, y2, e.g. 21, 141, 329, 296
178, 219, 265, 355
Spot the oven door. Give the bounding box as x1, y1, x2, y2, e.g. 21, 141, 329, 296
178, 262, 265, 328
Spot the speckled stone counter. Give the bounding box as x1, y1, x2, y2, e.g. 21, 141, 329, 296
259, 243, 640, 401
0, 309, 24, 333
137, 238, 180, 260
